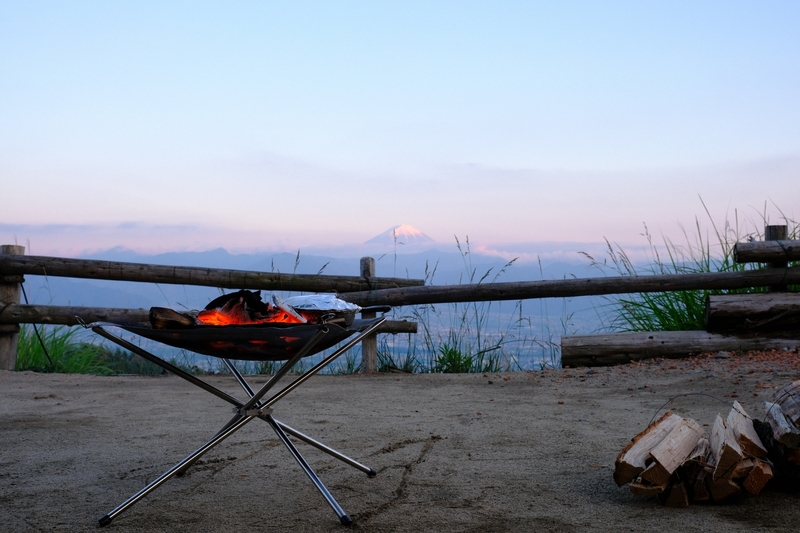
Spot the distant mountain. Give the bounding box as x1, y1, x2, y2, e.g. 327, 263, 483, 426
364, 224, 436, 246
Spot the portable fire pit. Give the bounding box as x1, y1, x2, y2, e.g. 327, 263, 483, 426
86, 291, 389, 527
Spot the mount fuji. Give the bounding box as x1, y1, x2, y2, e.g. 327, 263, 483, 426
364, 224, 437, 246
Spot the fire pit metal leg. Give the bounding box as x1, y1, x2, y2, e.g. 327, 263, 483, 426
275, 419, 377, 477
99, 414, 255, 527
223, 357, 377, 476
267, 415, 353, 526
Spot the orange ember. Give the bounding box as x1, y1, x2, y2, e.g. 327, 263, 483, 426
197, 309, 305, 326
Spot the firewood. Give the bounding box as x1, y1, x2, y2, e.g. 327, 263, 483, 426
763, 402, 800, 448
649, 417, 705, 477
785, 447, 800, 466
149, 307, 197, 329
730, 458, 755, 479
679, 437, 710, 485
742, 458, 773, 496
709, 476, 742, 503
710, 414, 744, 481
662, 480, 690, 508
629, 476, 667, 497
639, 461, 672, 488
727, 401, 768, 458
614, 412, 682, 486
691, 469, 711, 502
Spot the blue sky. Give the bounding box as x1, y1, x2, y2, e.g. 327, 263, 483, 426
2, 1, 798, 256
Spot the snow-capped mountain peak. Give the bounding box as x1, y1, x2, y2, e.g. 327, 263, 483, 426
364, 224, 436, 245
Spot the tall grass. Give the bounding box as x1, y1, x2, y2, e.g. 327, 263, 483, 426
377, 236, 560, 373
16, 325, 113, 374
584, 202, 799, 332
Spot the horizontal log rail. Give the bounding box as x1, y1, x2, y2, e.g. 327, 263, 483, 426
0, 304, 417, 334
338, 266, 800, 307
734, 240, 800, 263
0, 254, 424, 293
561, 331, 800, 368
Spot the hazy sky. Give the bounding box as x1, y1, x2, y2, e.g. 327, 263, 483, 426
2, 1, 798, 256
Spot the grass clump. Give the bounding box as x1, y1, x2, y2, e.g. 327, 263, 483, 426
585, 201, 799, 332
16, 325, 113, 374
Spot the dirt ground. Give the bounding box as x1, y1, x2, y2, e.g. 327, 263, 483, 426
2, 350, 800, 532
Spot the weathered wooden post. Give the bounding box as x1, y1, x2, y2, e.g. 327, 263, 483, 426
359, 257, 378, 373
0, 245, 25, 370
765, 225, 789, 292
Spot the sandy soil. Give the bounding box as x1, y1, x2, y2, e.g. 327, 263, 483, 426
2, 351, 800, 533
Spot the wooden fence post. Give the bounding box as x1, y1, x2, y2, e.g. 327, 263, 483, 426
0, 245, 25, 370
360, 257, 378, 373
765, 225, 789, 292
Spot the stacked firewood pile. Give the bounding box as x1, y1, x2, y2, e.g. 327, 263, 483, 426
615, 382, 800, 507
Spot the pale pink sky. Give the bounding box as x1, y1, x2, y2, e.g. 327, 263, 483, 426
2, 2, 798, 257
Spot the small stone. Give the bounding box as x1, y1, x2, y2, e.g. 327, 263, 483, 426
557, 400, 564, 404
715, 351, 730, 359
487, 380, 494, 385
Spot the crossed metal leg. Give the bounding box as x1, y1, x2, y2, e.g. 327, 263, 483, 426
92, 317, 385, 527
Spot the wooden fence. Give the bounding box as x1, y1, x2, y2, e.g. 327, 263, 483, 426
2, 225, 798, 371
0, 247, 423, 371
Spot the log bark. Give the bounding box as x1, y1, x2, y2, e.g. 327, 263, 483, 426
0, 245, 25, 371
765, 226, 790, 292
774, 380, 800, 427
0, 254, 424, 293
560, 331, 800, 368
705, 293, 800, 337
734, 240, 800, 263
763, 402, 800, 448
338, 266, 800, 307
360, 257, 378, 373
0, 304, 416, 334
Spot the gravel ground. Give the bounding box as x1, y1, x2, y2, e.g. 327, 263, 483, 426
2, 350, 800, 532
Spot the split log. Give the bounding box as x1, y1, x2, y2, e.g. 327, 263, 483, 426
705, 293, 800, 337
691, 469, 711, 502
742, 458, 773, 496
730, 458, 755, 479
150, 307, 197, 329
662, 480, 690, 508
734, 240, 800, 264
649, 418, 705, 477
763, 402, 800, 448
710, 414, 744, 481
638, 462, 672, 491
560, 331, 800, 368
727, 401, 768, 458
679, 437, 710, 486
709, 476, 742, 503
628, 478, 667, 497
614, 412, 682, 486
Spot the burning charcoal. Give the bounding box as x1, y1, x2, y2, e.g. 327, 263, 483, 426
204, 290, 270, 314
197, 290, 306, 325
